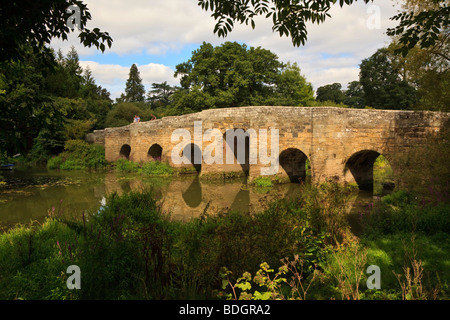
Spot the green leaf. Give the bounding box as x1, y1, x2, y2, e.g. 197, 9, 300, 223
236, 281, 251, 291
254, 291, 271, 300
222, 279, 229, 290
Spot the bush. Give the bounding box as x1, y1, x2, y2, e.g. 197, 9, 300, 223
47, 140, 108, 171
361, 190, 450, 236
47, 156, 63, 170
252, 176, 274, 188
1, 182, 448, 300
139, 161, 174, 176
114, 159, 139, 173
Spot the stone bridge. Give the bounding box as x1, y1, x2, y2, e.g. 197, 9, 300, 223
86, 106, 449, 191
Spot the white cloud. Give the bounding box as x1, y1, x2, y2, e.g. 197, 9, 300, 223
80, 61, 179, 99
52, 0, 402, 99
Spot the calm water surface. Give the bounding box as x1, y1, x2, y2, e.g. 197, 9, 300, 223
0, 168, 376, 231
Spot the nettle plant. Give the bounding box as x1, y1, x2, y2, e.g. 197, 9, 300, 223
218, 263, 287, 300
218, 256, 319, 300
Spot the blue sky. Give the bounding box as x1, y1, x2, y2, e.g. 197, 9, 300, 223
51, 0, 401, 100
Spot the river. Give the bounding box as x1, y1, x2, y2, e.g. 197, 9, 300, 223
0, 168, 378, 232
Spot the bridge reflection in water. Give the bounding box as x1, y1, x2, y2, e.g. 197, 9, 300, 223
0, 169, 381, 232
103, 173, 304, 221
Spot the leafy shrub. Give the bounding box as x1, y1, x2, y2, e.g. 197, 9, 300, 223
47, 156, 63, 169
60, 158, 84, 171
47, 140, 108, 171
139, 161, 174, 176
114, 159, 139, 173
361, 190, 450, 235
252, 176, 273, 187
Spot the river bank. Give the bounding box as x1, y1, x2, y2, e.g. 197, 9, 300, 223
0, 181, 448, 300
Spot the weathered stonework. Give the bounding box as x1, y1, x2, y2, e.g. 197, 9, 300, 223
87, 106, 450, 190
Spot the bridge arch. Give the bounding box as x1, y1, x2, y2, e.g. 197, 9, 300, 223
344, 150, 394, 192
182, 143, 202, 173
119, 144, 131, 160
223, 128, 254, 176
279, 148, 310, 183
148, 143, 163, 161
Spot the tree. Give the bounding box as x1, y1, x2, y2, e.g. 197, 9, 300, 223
197, 0, 372, 47
0, 47, 66, 156
316, 83, 346, 104
146, 82, 178, 107
0, 0, 112, 62
359, 48, 417, 110
124, 64, 145, 103
79, 67, 113, 129
0, 45, 112, 158
269, 62, 314, 106
174, 41, 314, 112
386, 0, 449, 112
387, 0, 449, 57
105, 102, 148, 128
198, 0, 448, 54
344, 81, 365, 108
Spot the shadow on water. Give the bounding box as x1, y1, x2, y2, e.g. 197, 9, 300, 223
0, 168, 389, 231
182, 177, 202, 208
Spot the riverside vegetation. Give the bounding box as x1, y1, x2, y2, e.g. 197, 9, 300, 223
0, 180, 448, 300
1, 128, 449, 300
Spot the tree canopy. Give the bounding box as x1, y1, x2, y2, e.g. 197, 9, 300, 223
124, 64, 146, 103
0, 46, 112, 159
173, 41, 314, 112
359, 48, 417, 110
316, 83, 346, 104
197, 0, 448, 55
0, 1, 112, 62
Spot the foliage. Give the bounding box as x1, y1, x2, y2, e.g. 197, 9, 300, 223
316, 83, 346, 104
197, 0, 372, 47
105, 102, 150, 128
320, 241, 368, 300
252, 176, 274, 187
114, 159, 139, 173
360, 190, 450, 236
359, 48, 417, 109
198, 0, 447, 57
173, 42, 314, 112
0, 46, 112, 162
386, 0, 449, 113
0, 181, 449, 300
139, 161, 174, 176
47, 155, 64, 170
219, 263, 288, 300
146, 81, 179, 107
47, 139, 108, 170
122, 64, 146, 103
0, 1, 112, 62
343, 81, 365, 108
268, 62, 315, 106
387, 0, 449, 57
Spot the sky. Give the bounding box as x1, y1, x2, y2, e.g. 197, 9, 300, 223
50, 0, 402, 100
